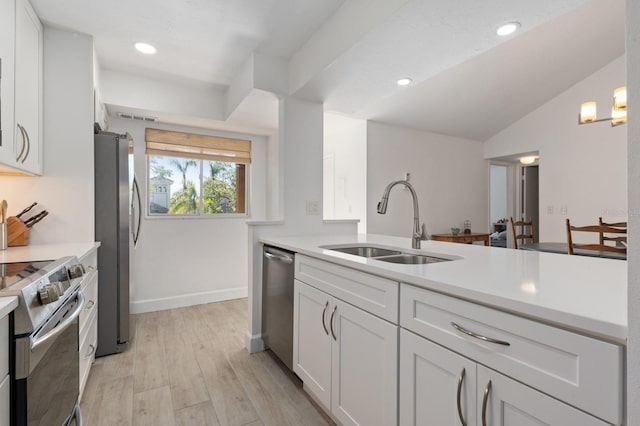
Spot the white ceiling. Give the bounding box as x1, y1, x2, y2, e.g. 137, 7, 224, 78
30, 0, 625, 140
31, 0, 345, 85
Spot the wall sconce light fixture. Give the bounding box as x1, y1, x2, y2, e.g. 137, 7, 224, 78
579, 86, 627, 126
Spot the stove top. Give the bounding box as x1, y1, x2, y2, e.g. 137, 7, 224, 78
0, 260, 53, 290
0, 257, 86, 335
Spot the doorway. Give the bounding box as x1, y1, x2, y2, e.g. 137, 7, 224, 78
488, 155, 540, 248
489, 164, 510, 247
520, 165, 539, 242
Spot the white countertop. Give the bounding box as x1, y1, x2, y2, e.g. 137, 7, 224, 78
260, 234, 627, 344
0, 296, 18, 318
0, 242, 100, 263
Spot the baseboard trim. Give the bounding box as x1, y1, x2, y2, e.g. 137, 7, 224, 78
130, 287, 248, 314
245, 331, 265, 354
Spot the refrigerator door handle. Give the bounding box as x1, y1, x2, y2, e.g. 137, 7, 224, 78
132, 176, 142, 247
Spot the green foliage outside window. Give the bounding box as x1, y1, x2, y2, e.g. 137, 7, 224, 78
148, 156, 245, 215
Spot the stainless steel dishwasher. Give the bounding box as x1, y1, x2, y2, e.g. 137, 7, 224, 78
262, 245, 295, 370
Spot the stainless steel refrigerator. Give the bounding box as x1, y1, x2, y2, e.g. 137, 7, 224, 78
94, 130, 140, 356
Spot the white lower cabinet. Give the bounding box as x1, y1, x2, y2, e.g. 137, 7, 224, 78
477, 366, 608, 426
400, 329, 477, 426
78, 249, 99, 398
0, 374, 8, 426
294, 280, 332, 408
294, 279, 398, 426
0, 314, 9, 426
400, 329, 609, 426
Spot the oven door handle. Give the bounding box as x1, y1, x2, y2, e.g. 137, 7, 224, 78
31, 291, 85, 351
69, 404, 83, 426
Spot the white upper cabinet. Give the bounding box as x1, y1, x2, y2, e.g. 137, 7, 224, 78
0, 0, 42, 175
14, 0, 42, 174
0, 0, 16, 169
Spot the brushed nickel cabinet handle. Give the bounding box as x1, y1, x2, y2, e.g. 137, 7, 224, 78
22, 125, 30, 163
321, 301, 329, 335
330, 305, 337, 341
456, 368, 466, 426
482, 380, 492, 426
16, 124, 26, 162
85, 343, 96, 358
451, 322, 510, 346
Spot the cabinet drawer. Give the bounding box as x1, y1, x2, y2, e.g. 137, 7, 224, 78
79, 269, 98, 339
0, 316, 7, 378
295, 255, 398, 323
400, 284, 623, 425
79, 309, 97, 398
0, 374, 8, 426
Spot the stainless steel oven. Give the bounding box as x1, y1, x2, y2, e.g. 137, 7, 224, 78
1, 257, 87, 426
13, 289, 84, 425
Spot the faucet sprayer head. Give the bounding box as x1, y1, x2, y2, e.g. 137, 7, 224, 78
377, 198, 388, 214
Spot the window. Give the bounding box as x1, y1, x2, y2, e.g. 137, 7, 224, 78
145, 128, 250, 216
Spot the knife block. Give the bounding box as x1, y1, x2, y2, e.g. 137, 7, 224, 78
7, 217, 30, 246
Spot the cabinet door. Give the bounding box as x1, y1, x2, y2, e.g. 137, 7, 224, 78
0, 0, 16, 168
477, 366, 609, 426
331, 299, 398, 426
399, 329, 476, 426
293, 279, 332, 409
14, 0, 42, 174
0, 374, 8, 426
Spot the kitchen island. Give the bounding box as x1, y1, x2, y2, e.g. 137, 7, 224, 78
260, 234, 626, 426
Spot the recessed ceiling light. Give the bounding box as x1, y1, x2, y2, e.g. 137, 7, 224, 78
496, 22, 520, 36
134, 42, 157, 54
397, 78, 412, 86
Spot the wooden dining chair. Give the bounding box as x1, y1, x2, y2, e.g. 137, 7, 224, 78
598, 217, 627, 246
510, 217, 535, 249
565, 218, 627, 255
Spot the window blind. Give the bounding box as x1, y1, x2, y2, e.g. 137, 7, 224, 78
145, 128, 251, 164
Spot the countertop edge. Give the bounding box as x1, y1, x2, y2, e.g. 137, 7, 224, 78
0, 297, 18, 318
0, 242, 102, 263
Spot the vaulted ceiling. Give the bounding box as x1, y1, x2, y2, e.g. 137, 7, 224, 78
31, 0, 625, 140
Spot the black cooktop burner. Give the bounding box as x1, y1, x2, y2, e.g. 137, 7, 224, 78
0, 260, 53, 290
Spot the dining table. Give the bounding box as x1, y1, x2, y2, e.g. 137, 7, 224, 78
519, 242, 626, 260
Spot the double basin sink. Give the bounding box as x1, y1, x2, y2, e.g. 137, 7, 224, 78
323, 245, 450, 265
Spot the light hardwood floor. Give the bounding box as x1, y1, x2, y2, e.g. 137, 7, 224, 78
80, 298, 334, 426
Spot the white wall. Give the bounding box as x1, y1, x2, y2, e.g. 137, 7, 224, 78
489, 165, 508, 224
246, 96, 358, 353
484, 56, 627, 242
323, 113, 367, 233
108, 117, 268, 313
626, 0, 639, 422
101, 70, 225, 121
0, 27, 94, 244
367, 121, 488, 237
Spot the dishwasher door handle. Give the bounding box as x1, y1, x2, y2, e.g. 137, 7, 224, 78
264, 251, 294, 264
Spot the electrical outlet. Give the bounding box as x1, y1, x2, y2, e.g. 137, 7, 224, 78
547, 206, 554, 215
305, 200, 320, 216
560, 205, 568, 215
